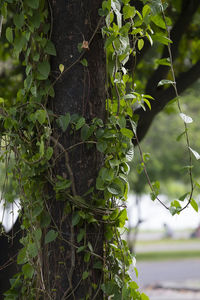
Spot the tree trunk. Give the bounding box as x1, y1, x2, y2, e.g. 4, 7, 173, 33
44, 1, 106, 298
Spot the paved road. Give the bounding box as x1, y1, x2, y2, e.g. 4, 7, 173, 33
143, 287, 200, 300
135, 258, 200, 287
131, 259, 200, 299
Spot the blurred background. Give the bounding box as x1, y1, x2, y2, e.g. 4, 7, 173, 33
127, 85, 200, 299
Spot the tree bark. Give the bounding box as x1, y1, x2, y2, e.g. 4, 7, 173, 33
44, 1, 106, 298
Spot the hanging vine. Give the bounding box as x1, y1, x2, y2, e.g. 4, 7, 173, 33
0, 0, 199, 299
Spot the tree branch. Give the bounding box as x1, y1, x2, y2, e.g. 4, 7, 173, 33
146, 0, 200, 94
133, 59, 200, 144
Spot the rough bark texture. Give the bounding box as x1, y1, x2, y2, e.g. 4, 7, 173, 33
44, 1, 106, 298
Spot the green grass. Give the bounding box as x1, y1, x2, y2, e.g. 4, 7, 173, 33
136, 250, 200, 261
136, 238, 200, 245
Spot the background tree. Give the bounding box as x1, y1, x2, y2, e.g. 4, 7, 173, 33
129, 82, 200, 201
132, 0, 200, 142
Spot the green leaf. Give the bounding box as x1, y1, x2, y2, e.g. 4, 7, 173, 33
32, 205, 43, 218
76, 117, 85, 130
151, 181, 160, 200
143, 98, 151, 110
141, 293, 150, 300
107, 184, 121, 195
142, 4, 151, 18
179, 192, 189, 201
46, 147, 53, 160
81, 124, 91, 141
80, 58, 88, 67
169, 201, 181, 215
57, 113, 71, 132
152, 34, 172, 45
37, 61, 50, 79
134, 267, 138, 278
35, 109, 47, 125
17, 247, 28, 265
176, 130, 186, 142
72, 212, 80, 226
30, 11, 41, 29
40, 212, 51, 228
55, 177, 71, 191
96, 176, 105, 190
22, 263, 34, 279
27, 242, 38, 258
105, 35, 116, 49
195, 181, 200, 190
155, 57, 171, 66
26, 64, 32, 76
112, 1, 122, 28
109, 159, 120, 168
105, 226, 113, 240
146, 32, 153, 46
84, 252, 90, 263
123, 93, 136, 100
120, 128, 133, 139
190, 198, 198, 212
96, 141, 107, 153
107, 178, 124, 196
123, 4, 135, 20
33, 53, 40, 62
39, 139, 44, 156
34, 228, 42, 241
14, 35, 27, 53
138, 38, 144, 51
13, 13, 24, 28
82, 271, 89, 280
110, 209, 119, 221
129, 281, 138, 290
25, 0, 39, 9
151, 14, 166, 29
100, 167, 114, 182
118, 209, 128, 227
157, 79, 175, 87
189, 147, 200, 160
59, 64, 64, 73
44, 40, 56, 56
179, 113, 193, 124
126, 145, 134, 162
45, 230, 58, 244
24, 74, 32, 91
172, 200, 181, 209
77, 245, 86, 253
1, 3, 7, 18
77, 228, 85, 243
88, 241, 93, 252
6, 27, 13, 43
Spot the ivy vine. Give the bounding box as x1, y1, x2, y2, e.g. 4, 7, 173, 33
0, 0, 199, 299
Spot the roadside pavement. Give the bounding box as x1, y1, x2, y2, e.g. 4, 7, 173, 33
131, 234, 200, 299
143, 285, 200, 300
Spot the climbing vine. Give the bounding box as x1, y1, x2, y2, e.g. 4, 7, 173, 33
0, 0, 199, 299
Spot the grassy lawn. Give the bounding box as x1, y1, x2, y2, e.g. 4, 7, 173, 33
132, 236, 200, 261
136, 238, 200, 245
136, 250, 200, 261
